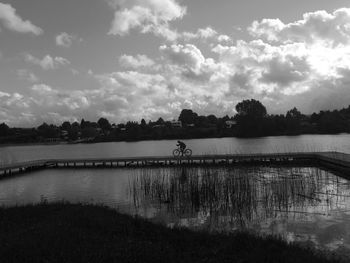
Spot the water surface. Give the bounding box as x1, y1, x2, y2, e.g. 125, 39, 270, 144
1, 134, 350, 165
2, 135, 350, 256
1, 166, 350, 256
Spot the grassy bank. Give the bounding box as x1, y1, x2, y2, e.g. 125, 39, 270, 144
0, 203, 344, 263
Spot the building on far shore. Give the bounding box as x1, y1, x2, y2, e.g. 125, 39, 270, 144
171, 120, 182, 128
225, 120, 237, 129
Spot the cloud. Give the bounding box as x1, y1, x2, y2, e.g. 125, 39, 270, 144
55, 32, 79, 47
218, 34, 233, 43
211, 6, 350, 112
260, 56, 310, 87
160, 44, 205, 70
108, 0, 186, 40
25, 54, 70, 70
5, 7, 350, 126
182, 27, 218, 41
0, 2, 43, 35
248, 8, 350, 46
16, 69, 39, 83
119, 54, 155, 69
160, 44, 230, 83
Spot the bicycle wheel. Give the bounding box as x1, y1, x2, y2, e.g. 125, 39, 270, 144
184, 149, 192, 157
173, 149, 181, 157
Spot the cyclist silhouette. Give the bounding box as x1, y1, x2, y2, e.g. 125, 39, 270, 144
173, 141, 192, 157
176, 140, 186, 152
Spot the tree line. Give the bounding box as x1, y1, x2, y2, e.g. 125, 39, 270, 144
0, 99, 350, 144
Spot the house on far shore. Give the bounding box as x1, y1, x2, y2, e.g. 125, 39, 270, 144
171, 120, 182, 128
61, 130, 69, 140
225, 120, 237, 129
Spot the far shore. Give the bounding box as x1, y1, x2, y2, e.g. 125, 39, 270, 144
0, 132, 349, 148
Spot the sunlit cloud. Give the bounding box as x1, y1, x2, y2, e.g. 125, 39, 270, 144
55, 32, 79, 47
108, 0, 186, 40
0, 2, 43, 35
25, 54, 70, 70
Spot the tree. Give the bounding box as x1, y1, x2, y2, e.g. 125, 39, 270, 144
61, 121, 71, 131
234, 99, 267, 137
286, 107, 303, 134
81, 127, 98, 138
141, 119, 146, 127
125, 121, 141, 140
179, 109, 198, 124
0, 123, 10, 137
207, 115, 218, 124
286, 107, 302, 119
155, 117, 165, 125
37, 123, 59, 138
235, 99, 267, 118
98, 118, 111, 130
80, 119, 86, 129
317, 111, 348, 133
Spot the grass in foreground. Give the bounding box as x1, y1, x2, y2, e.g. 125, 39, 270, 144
0, 203, 345, 263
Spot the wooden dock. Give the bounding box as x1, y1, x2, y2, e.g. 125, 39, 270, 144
1, 152, 350, 177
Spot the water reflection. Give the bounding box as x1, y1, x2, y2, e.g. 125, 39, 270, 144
130, 166, 350, 252
0, 165, 350, 255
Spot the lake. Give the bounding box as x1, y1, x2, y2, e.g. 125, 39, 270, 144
1, 134, 350, 165
1, 166, 350, 256
1, 135, 350, 256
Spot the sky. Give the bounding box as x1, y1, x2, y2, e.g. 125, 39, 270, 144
1, 0, 350, 127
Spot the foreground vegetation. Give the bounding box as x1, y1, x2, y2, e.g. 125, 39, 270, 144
0, 203, 345, 263
1, 99, 350, 144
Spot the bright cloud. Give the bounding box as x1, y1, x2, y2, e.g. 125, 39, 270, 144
108, 0, 186, 40
25, 54, 70, 70
182, 27, 218, 41
249, 8, 350, 46
0, 2, 42, 35
5, 5, 350, 126
119, 54, 155, 69
55, 32, 78, 47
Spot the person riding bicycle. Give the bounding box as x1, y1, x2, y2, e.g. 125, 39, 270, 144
176, 140, 186, 153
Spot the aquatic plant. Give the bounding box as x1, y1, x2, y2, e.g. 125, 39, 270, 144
130, 166, 350, 230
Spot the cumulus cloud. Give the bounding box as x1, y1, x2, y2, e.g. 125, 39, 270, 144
0, 2, 43, 35
217, 34, 233, 44
25, 54, 70, 70
55, 32, 79, 47
160, 44, 230, 83
182, 27, 218, 41
210, 8, 350, 112
5, 7, 350, 125
119, 54, 155, 69
108, 0, 186, 40
248, 8, 350, 46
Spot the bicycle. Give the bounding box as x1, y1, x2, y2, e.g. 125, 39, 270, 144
172, 147, 192, 157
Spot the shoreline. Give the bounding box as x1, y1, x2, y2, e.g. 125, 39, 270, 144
0, 132, 349, 148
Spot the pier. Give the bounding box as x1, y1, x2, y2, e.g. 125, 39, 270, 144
1, 152, 350, 177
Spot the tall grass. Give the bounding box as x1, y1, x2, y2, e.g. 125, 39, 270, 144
130, 166, 349, 230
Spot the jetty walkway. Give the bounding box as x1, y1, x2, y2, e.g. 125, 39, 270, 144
1, 152, 350, 178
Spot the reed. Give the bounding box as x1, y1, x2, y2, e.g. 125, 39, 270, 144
129, 166, 348, 230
